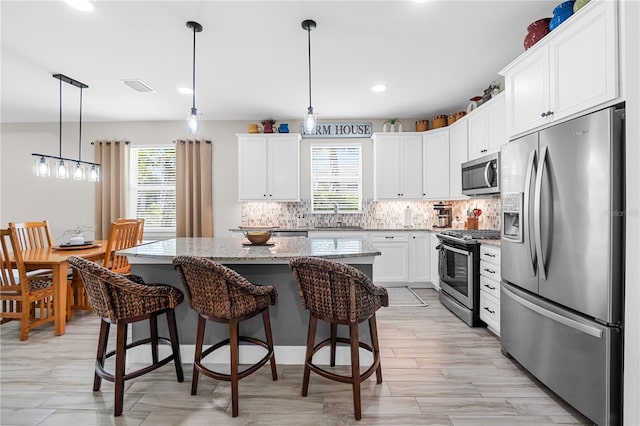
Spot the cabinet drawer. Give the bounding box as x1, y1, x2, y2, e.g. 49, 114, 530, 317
480, 260, 500, 280
480, 291, 500, 334
480, 275, 500, 299
370, 232, 409, 243
480, 245, 500, 265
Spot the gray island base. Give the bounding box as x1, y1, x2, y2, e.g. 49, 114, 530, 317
118, 237, 380, 365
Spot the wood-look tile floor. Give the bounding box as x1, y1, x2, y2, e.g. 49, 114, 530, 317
0, 289, 593, 425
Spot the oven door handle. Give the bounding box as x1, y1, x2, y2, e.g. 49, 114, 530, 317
441, 244, 471, 256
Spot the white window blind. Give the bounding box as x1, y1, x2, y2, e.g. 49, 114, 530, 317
311, 144, 362, 213
129, 146, 176, 233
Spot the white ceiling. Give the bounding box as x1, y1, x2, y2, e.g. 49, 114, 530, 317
1, 0, 556, 124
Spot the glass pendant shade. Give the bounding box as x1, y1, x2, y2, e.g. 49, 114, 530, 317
35, 157, 50, 177
73, 162, 85, 180
88, 165, 100, 182
188, 107, 199, 134
304, 107, 317, 134
56, 159, 69, 179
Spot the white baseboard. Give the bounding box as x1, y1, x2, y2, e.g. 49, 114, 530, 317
127, 344, 373, 366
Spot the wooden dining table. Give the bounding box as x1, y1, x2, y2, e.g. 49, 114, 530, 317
17, 241, 107, 336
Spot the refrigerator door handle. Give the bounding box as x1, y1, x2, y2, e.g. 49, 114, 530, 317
534, 146, 548, 280
483, 161, 492, 187
502, 285, 604, 339
524, 149, 537, 275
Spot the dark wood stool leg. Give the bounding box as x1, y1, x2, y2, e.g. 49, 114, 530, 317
114, 320, 128, 417
262, 310, 278, 381
330, 323, 338, 367
191, 315, 206, 395
166, 309, 184, 382
94, 319, 110, 391
350, 322, 362, 421
230, 318, 240, 417
369, 314, 383, 384
149, 314, 159, 364
302, 315, 318, 397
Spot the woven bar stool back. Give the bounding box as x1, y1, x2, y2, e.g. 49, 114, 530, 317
290, 256, 389, 421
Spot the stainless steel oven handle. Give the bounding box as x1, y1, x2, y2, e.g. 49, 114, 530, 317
533, 146, 547, 280
441, 244, 471, 256
502, 285, 603, 338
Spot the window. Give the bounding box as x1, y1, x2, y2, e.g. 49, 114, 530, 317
128, 146, 176, 235
311, 144, 362, 213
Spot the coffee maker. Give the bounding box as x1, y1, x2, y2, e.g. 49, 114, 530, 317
433, 202, 452, 228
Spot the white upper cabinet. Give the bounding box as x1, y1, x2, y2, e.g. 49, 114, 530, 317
501, 0, 619, 137
422, 128, 450, 199
373, 133, 423, 200
448, 118, 469, 199
467, 93, 506, 159
237, 133, 301, 201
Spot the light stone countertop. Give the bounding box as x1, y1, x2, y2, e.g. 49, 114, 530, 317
118, 236, 381, 264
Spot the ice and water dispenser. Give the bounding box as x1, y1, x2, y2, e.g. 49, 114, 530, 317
502, 192, 523, 242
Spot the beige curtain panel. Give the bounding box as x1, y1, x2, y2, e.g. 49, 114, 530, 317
176, 140, 214, 238
93, 140, 130, 240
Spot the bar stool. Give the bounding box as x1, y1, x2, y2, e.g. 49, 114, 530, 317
289, 257, 388, 421
172, 256, 278, 417
68, 256, 184, 417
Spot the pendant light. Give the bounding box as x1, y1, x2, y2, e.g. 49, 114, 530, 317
186, 21, 203, 134
32, 74, 100, 181
302, 19, 317, 135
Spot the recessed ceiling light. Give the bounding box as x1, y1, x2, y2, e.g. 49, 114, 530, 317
371, 84, 387, 93
65, 0, 94, 12
178, 87, 194, 95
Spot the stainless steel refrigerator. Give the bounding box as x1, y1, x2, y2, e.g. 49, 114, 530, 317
500, 105, 624, 426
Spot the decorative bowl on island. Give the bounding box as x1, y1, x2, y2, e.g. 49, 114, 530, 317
239, 226, 277, 244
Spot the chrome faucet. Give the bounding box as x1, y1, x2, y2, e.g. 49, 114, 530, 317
333, 203, 340, 227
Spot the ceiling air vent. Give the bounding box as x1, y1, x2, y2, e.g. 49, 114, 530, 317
122, 79, 156, 93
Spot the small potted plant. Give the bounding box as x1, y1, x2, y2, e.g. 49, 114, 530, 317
261, 118, 276, 133
383, 119, 402, 132
63, 225, 92, 245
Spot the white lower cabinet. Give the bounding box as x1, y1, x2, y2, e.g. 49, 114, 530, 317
429, 233, 440, 291
479, 244, 501, 336
370, 232, 409, 285
409, 232, 429, 284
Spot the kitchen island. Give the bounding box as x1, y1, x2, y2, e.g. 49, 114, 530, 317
118, 236, 380, 364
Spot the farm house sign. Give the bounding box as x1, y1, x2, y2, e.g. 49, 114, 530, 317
302, 122, 372, 138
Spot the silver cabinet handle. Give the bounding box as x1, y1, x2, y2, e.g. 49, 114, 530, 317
483, 252, 496, 257
483, 268, 496, 274
483, 306, 495, 314
483, 283, 496, 290
534, 146, 547, 280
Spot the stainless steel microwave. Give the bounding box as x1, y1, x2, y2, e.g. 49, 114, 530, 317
461, 152, 500, 196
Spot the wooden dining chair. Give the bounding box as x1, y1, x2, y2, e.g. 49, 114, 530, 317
116, 218, 145, 244
0, 228, 56, 340
103, 220, 142, 274
69, 220, 142, 320
8, 220, 53, 250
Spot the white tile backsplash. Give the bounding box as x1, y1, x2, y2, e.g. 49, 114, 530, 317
241, 197, 501, 230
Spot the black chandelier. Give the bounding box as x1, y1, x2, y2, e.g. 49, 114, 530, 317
32, 73, 100, 182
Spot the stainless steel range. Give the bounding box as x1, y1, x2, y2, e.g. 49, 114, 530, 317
436, 229, 500, 327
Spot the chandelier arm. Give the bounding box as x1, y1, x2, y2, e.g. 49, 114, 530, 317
78, 87, 83, 161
